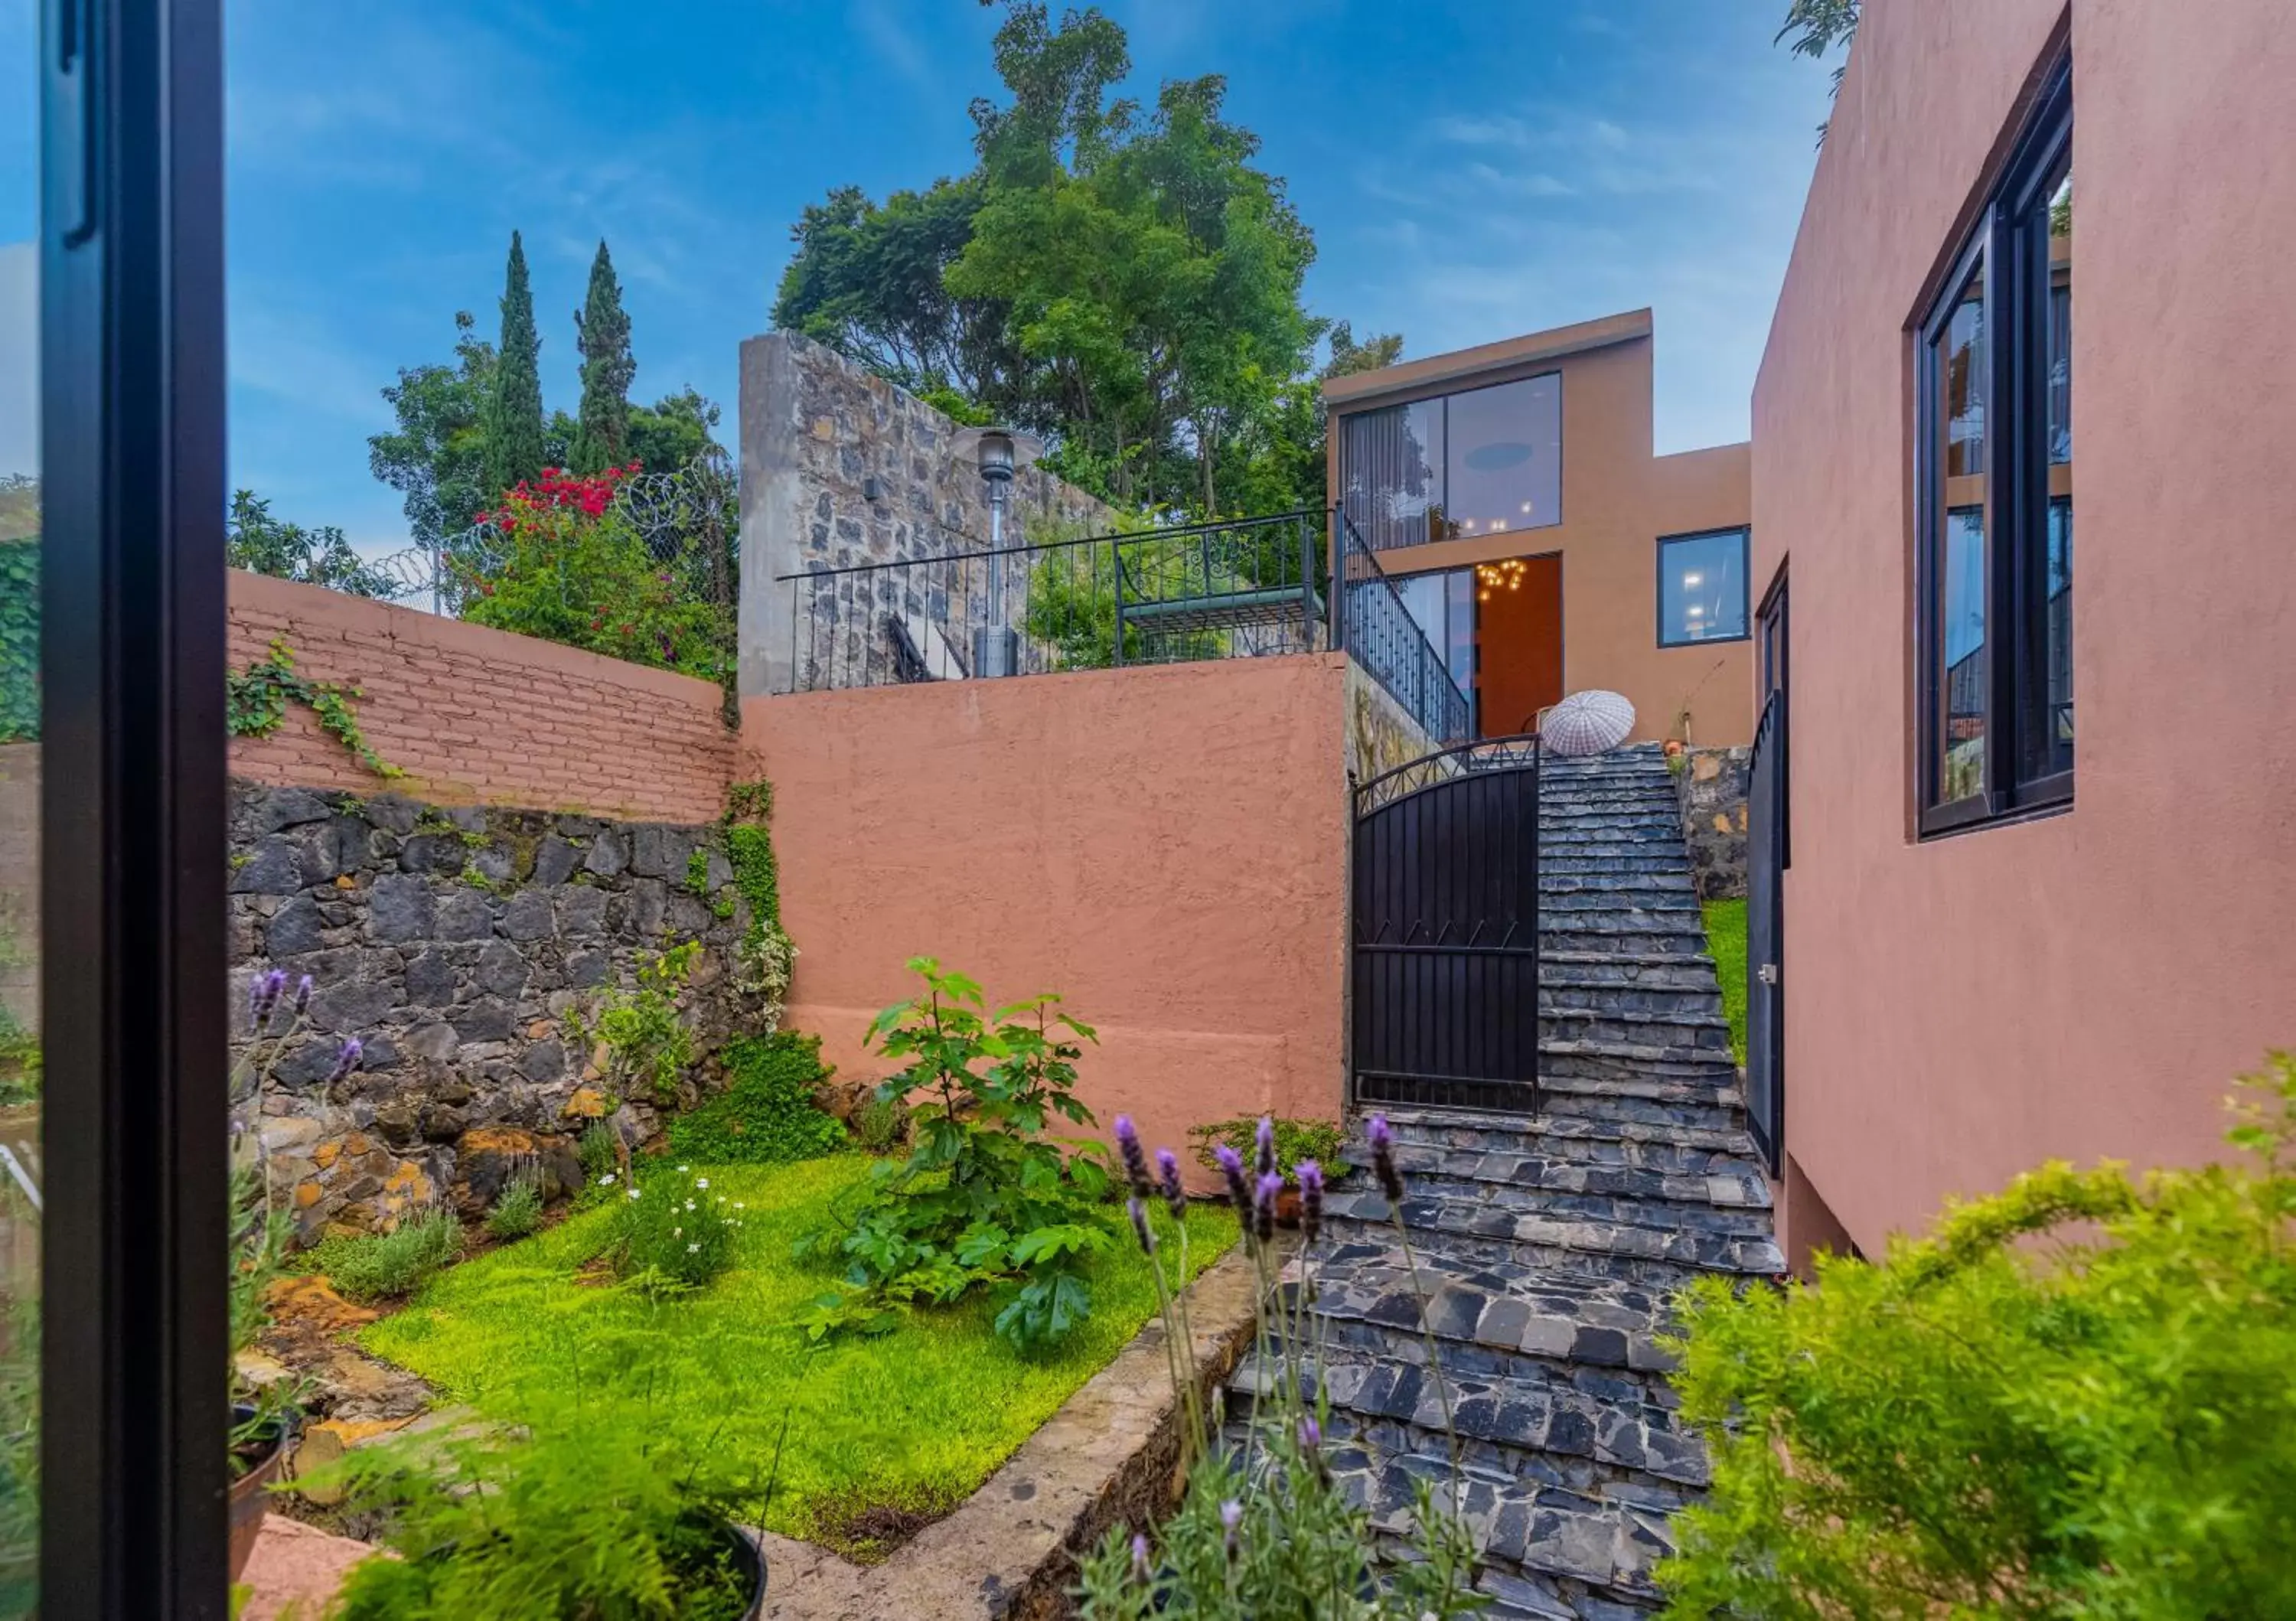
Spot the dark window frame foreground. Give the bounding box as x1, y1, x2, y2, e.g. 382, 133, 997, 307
1653, 526, 1751, 650
1914, 54, 2073, 839
40, 0, 233, 1614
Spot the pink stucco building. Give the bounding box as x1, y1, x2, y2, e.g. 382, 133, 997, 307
1749, 0, 2296, 1267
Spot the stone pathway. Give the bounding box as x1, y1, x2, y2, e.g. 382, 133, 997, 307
1227, 744, 1783, 1619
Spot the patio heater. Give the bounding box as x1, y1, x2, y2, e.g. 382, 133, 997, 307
952, 426, 1042, 678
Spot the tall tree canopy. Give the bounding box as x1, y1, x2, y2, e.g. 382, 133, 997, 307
771, 1, 1396, 519
226, 490, 397, 599
483, 230, 548, 501
369, 310, 496, 547
571, 240, 635, 475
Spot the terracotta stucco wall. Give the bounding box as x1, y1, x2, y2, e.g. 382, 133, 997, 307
740, 656, 1351, 1169
1753, 0, 2296, 1260
1331, 316, 1755, 745
228, 572, 735, 822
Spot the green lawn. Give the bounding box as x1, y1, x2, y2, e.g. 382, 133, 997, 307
1702, 898, 1749, 1065
360, 1156, 1237, 1558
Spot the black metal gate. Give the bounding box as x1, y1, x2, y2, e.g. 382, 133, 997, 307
1746, 688, 1786, 1173
1349, 737, 1543, 1113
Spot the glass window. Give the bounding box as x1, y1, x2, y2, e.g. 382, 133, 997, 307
1916, 58, 2070, 832
1394, 566, 1479, 731
1443, 374, 1560, 539
1337, 372, 1560, 552
1656, 529, 1749, 647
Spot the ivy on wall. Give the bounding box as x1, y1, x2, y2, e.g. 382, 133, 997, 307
722, 777, 794, 1004
226, 638, 403, 779
0, 539, 38, 744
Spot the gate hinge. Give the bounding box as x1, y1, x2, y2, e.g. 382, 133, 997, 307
1756, 963, 1780, 986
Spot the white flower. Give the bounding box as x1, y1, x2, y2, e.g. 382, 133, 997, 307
695, 1177, 709, 1189
677, 1164, 690, 1173
598, 1173, 616, 1186
732, 1202, 745, 1210
687, 1242, 701, 1253
673, 1227, 682, 1236
684, 1199, 696, 1212
626, 1188, 641, 1201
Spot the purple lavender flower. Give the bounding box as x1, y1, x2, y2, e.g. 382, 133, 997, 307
293, 974, 314, 1016
1298, 1414, 1320, 1450
1214, 1143, 1252, 1222
251, 967, 287, 1029
325, 1037, 364, 1085
1220, 1499, 1242, 1560
1154, 1147, 1187, 1221
1366, 1113, 1404, 1203
1127, 1195, 1156, 1256
1295, 1159, 1325, 1245
1130, 1532, 1151, 1582
1254, 1114, 1277, 1179
1254, 1170, 1283, 1244
1114, 1114, 1152, 1201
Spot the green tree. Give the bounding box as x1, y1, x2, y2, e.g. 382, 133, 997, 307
1777, 0, 1860, 139
367, 311, 494, 548
627, 386, 726, 474
1659, 1053, 2296, 1619
225, 491, 396, 599
570, 240, 634, 475
483, 230, 547, 502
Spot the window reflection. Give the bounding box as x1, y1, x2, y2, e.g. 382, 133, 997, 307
2035, 160, 2073, 778
1339, 372, 1560, 551
1933, 257, 1988, 806
1656, 529, 1748, 646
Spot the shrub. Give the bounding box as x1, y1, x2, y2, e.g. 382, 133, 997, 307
1189, 1116, 1346, 1189
568, 941, 701, 1105
322, 1403, 754, 1620
666, 1033, 847, 1166
797, 957, 1114, 1351
484, 1159, 546, 1241
578, 1120, 621, 1181
605, 1163, 740, 1296
1657, 1053, 2296, 1620
311, 1208, 464, 1303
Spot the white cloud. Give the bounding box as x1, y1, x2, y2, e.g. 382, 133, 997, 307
0, 242, 33, 478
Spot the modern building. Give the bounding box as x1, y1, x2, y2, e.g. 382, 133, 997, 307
1327, 309, 1756, 745
1748, 0, 2296, 1267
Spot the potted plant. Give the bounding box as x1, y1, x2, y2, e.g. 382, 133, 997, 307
315, 1404, 768, 1619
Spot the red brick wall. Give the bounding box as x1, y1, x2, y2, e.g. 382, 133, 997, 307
227, 572, 734, 823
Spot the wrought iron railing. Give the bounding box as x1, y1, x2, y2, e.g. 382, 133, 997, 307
1332, 508, 1473, 744
775, 509, 1328, 693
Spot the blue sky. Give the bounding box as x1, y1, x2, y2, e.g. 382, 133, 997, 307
4, 2, 1838, 555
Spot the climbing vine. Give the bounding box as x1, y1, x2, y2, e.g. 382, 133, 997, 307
226, 638, 402, 780
722, 778, 794, 1004
0, 537, 38, 743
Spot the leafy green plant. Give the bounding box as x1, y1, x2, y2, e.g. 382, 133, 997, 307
567, 941, 703, 1106
1658, 1053, 2296, 1620
1078, 1114, 1485, 1617
722, 781, 795, 1004
1189, 1117, 1346, 1189
603, 1162, 741, 1296
667, 1032, 848, 1166
797, 957, 1114, 1351
227, 488, 398, 598
309, 1208, 464, 1303
579, 1120, 621, 1182
320, 1401, 757, 1621
484, 1158, 546, 1241
0, 1006, 40, 1107
0, 522, 38, 743
225, 638, 402, 779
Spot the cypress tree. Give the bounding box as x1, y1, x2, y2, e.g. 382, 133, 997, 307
572, 240, 636, 475
482, 230, 547, 501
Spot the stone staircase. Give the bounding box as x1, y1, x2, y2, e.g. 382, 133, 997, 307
1225, 745, 1782, 1619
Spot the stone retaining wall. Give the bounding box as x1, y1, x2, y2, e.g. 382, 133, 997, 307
1675, 746, 1750, 900
230, 778, 770, 1238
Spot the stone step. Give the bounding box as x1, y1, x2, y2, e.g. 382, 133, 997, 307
1539, 872, 1699, 899
1539, 814, 1684, 837
1539, 948, 1724, 987
1540, 924, 1711, 957
1368, 1113, 1766, 1181
1538, 853, 1695, 877
1540, 888, 1704, 917
1539, 1042, 1740, 1092
1541, 980, 1727, 1023
1532, 1081, 1747, 1138
1340, 1146, 1769, 1218
1534, 840, 1695, 863
1537, 791, 1682, 816
1539, 1007, 1733, 1055
1321, 1195, 1784, 1290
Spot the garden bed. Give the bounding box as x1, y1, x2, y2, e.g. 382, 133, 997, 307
355, 1155, 1237, 1560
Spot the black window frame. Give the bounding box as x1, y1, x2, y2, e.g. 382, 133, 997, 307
1915, 54, 2073, 838
1653, 526, 1751, 649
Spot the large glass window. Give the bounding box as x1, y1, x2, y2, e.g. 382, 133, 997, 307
1656, 528, 1749, 647
1916, 57, 2071, 832
1339, 372, 1560, 551
1394, 566, 1478, 727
